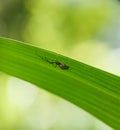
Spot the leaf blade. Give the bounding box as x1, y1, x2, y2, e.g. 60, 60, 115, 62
0, 37, 120, 129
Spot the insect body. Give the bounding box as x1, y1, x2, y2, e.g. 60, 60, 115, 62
36, 52, 69, 70
52, 61, 69, 70
45, 60, 69, 70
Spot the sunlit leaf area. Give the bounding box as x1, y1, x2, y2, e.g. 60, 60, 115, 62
0, 0, 120, 130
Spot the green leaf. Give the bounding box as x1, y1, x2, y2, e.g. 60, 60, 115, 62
0, 37, 119, 129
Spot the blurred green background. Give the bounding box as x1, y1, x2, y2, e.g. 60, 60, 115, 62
0, 0, 120, 130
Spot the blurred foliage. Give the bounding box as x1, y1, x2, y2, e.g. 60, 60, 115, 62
24, 0, 114, 49
0, 0, 29, 40
0, 0, 115, 47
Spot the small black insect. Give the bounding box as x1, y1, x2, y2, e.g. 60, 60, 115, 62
36, 52, 69, 70
51, 61, 69, 70
43, 60, 69, 70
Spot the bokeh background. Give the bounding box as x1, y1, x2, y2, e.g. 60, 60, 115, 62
0, 0, 120, 130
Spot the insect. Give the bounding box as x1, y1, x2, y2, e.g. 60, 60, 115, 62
50, 61, 69, 70
36, 52, 69, 70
